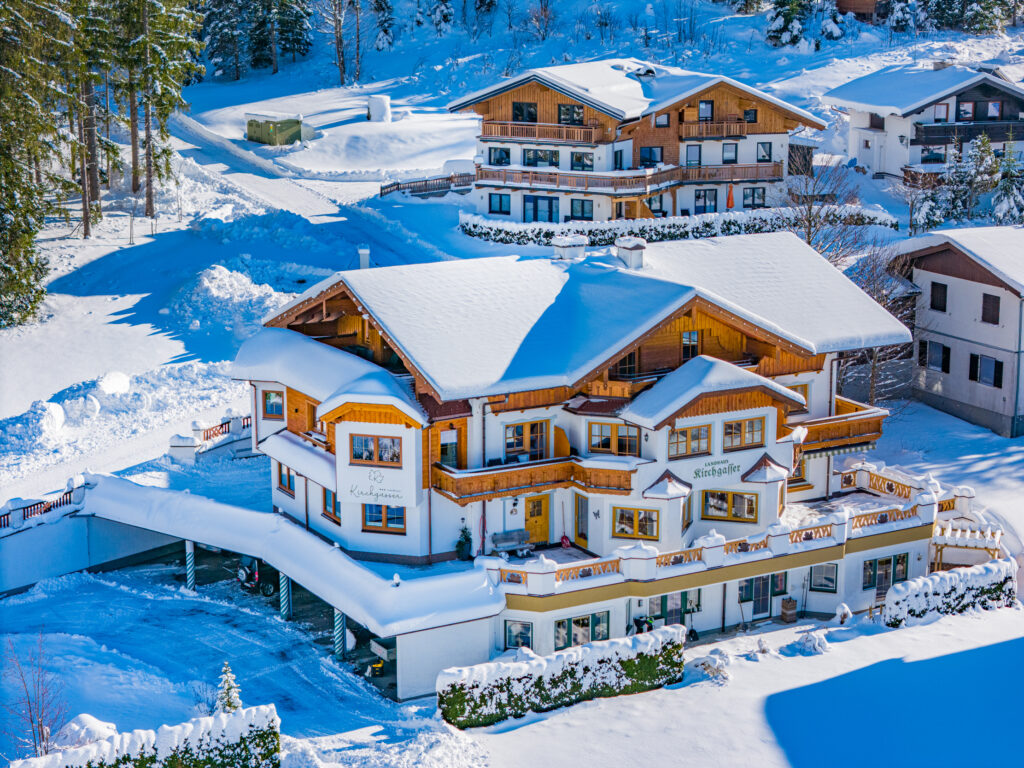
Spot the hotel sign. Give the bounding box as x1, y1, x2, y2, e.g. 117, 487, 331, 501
693, 459, 741, 480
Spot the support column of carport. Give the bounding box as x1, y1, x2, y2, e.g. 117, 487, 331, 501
334, 608, 347, 661
279, 572, 292, 620
184, 540, 196, 591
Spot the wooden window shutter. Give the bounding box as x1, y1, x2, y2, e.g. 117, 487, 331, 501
994, 360, 1004, 388
969, 353, 979, 382
918, 340, 927, 367
941, 345, 951, 374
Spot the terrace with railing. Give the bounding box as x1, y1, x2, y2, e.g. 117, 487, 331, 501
1, 490, 78, 531
783, 396, 888, 453
475, 161, 784, 195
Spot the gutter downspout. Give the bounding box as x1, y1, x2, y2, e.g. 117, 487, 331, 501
1015, 297, 1023, 437
251, 384, 259, 447
826, 355, 839, 499
427, 426, 433, 561
304, 477, 309, 530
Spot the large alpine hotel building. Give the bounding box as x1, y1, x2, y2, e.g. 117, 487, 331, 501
232, 231, 949, 698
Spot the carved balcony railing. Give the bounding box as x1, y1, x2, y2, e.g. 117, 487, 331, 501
788, 396, 887, 453
481, 120, 602, 144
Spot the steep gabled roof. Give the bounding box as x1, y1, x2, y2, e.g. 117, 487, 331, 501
896, 226, 1024, 295
618, 356, 804, 430
822, 64, 1024, 117
265, 232, 911, 402
232, 328, 427, 424
447, 58, 824, 128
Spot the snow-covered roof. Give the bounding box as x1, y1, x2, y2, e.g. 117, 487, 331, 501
448, 58, 824, 127
741, 453, 790, 483
244, 111, 303, 122
272, 233, 911, 402
232, 328, 426, 424
83, 474, 504, 637
896, 226, 1024, 295
619, 356, 804, 430
642, 470, 692, 500
822, 64, 1024, 117
260, 431, 336, 490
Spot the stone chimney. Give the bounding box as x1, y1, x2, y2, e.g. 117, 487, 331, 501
551, 233, 588, 260
358, 245, 371, 269
615, 236, 647, 269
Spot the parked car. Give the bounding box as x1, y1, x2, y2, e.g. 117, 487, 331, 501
236, 556, 278, 597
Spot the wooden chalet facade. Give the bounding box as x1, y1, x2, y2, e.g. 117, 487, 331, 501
447, 59, 825, 222
231, 231, 949, 698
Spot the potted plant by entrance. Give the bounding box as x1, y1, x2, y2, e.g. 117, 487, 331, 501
455, 526, 473, 560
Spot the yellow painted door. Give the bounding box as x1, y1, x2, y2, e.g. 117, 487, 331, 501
524, 495, 549, 544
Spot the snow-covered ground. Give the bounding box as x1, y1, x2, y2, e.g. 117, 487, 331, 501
2, 558, 1021, 766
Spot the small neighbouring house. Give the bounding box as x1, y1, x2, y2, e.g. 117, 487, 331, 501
230, 230, 992, 700
822, 61, 1024, 185
430, 58, 824, 222
895, 226, 1024, 437
245, 112, 305, 145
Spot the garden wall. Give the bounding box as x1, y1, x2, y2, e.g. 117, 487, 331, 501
882, 558, 1017, 628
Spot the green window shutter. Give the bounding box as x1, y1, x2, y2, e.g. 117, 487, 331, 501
994, 360, 1004, 388
918, 340, 927, 367
941, 345, 951, 374
969, 353, 979, 381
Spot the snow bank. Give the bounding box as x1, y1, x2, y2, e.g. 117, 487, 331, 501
436, 626, 686, 728
10, 705, 279, 768
171, 264, 294, 340
54, 714, 119, 749
882, 559, 1017, 628
459, 205, 896, 246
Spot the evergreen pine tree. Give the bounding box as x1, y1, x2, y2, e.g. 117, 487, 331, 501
964, 134, 998, 216
371, 0, 394, 49
249, 0, 280, 70
940, 142, 972, 221
819, 0, 845, 39
204, 0, 250, 79
993, 150, 1024, 224
963, 0, 1003, 31
431, 0, 454, 35
766, 0, 806, 46
216, 661, 242, 712
887, 0, 915, 31
278, 0, 313, 61
414, 0, 426, 25
0, 0, 70, 326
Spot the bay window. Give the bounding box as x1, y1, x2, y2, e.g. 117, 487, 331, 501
350, 434, 402, 467
613, 506, 659, 540
701, 490, 758, 523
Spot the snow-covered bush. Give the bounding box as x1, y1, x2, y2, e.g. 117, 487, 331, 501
9, 705, 280, 768
819, 0, 845, 40
993, 152, 1024, 224
436, 626, 686, 728
887, 0, 914, 31
459, 205, 896, 246
882, 558, 1017, 628
766, 0, 807, 46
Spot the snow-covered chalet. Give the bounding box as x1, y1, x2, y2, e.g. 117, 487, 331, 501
823, 61, 1024, 184
446, 58, 825, 222
232, 231, 948, 699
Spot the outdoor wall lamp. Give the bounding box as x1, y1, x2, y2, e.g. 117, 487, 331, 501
898, 135, 908, 146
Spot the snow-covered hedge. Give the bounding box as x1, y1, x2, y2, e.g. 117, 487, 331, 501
10, 705, 280, 768
458, 206, 897, 246
436, 626, 686, 728
882, 559, 1017, 629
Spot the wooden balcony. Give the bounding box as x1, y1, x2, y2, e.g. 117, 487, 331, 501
481, 120, 602, 144
679, 121, 757, 139
912, 120, 1024, 146
792, 396, 886, 453
476, 162, 783, 195
431, 457, 634, 505
380, 172, 474, 197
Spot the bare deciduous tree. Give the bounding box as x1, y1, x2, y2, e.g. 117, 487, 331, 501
320, 0, 349, 84
889, 178, 932, 235
1, 635, 68, 760
526, 0, 555, 40
838, 244, 916, 404
771, 157, 878, 267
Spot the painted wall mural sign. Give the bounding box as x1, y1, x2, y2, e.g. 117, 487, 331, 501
693, 459, 741, 480
349, 469, 404, 504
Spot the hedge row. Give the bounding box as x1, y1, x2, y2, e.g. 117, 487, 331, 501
11, 707, 280, 768
436, 626, 686, 729
458, 206, 897, 246
882, 558, 1017, 628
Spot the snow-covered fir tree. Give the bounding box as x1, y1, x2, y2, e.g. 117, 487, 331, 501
993, 150, 1024, 224
278, 0, 313, 61
887, 0, 915, 31
371, 0, 394, 49
965, 134, 998, 215
431, 0, 454, 35
216, 661, 242, 712
819, 0, 845, 39
766, 0, 806, 46
248, 0, 280, 71
940, 143, 973, 221
962, 0, 1003, 31
204, 0, 250, 79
